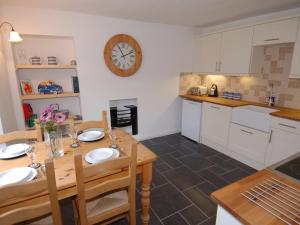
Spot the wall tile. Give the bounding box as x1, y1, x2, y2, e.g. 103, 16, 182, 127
179, 43, 300, 109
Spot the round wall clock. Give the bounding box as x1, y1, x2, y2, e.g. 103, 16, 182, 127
104, 34, 142, 77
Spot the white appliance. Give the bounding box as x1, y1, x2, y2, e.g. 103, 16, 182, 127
189, 86, 207, 96
181, 99, 202, 142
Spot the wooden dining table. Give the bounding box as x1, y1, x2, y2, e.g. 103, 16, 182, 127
0, 129, 157, 225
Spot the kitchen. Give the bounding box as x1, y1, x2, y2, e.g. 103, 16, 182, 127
0, 1, 299, 225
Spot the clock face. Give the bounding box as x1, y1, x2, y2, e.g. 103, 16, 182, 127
104, 34, 142, 77
112, 42, 136, 70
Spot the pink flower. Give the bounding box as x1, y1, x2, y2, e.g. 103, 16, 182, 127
53, 112, 67, 124
40, 110, 53, 123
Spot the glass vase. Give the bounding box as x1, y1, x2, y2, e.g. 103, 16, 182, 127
44, 127, 64, 158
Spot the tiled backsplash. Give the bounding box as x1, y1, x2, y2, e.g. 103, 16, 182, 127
180, 43, 300, 109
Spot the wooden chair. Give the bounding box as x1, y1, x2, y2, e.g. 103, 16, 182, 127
73, 142, 137, 225
72, 111, 109, 133
0, 158, 63, 225
0, 129, 43, 144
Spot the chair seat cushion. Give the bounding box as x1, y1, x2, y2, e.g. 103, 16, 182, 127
86, 190, 128, 217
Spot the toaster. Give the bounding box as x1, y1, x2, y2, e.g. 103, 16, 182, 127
189, 86, 208, 96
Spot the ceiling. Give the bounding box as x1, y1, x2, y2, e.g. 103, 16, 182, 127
1, 0, 300, 27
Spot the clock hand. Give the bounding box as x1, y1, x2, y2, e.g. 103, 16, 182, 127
122, 50, 134, 57
117, 45, 125, 57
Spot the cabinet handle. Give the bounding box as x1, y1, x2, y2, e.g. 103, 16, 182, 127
278, 123, 296, 129
264, 38, 279, 42
218, 61, 222, 72
240, 129, 253, 135
269, 130, 273, 143
215, 61, 218, 72
210, 105, 220, 110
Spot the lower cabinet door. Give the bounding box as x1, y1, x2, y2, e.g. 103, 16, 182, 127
201, 102, 232, 147
228, 123, 269, 164
265, 128, 300, 166
216, 206, 242, 225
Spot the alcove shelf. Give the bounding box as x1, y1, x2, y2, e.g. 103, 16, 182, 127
21, 92, 80, 100
12, 34, 82, 130
16, 64, 77, 69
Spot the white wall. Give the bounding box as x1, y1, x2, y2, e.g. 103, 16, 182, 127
0, 5, 194, 140
0, 35, 17, 132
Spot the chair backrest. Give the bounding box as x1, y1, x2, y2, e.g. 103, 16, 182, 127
0, 129, 43, 144
74, 142, 137, 225
73, 111, 109, 133
0, 159, 63, 225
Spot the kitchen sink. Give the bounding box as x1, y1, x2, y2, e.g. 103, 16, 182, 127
232, 105, 279, 133
238, 105, 278, 114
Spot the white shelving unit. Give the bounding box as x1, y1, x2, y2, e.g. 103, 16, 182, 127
13, 34, 82, 130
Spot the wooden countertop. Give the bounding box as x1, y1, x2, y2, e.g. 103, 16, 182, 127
180, 94, 300, 122
211, 170, 300, 225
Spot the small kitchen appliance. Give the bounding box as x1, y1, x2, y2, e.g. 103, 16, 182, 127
208, 84, 218, 97
189, 86, 207, 96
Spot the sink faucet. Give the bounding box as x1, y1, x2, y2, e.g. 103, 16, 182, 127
267, 83, 276, 107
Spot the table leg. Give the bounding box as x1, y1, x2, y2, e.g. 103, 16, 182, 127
141, 163, 153, 225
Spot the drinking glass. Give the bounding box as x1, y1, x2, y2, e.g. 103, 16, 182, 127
109, 129, 118, 149
25, 144, 41, 169
69, 127, 80, 148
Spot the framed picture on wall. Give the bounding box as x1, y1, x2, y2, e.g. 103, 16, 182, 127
20, 80, 34, 95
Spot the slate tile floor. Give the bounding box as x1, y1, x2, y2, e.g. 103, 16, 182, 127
111, 133, 257, 225
60, 133, 256, 225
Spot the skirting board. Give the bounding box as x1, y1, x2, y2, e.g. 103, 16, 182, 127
202, 137, 264, 170
135, 130, 181, 141
201, 137, 231, 155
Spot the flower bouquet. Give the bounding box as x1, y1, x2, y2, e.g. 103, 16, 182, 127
39, 104, 67, 158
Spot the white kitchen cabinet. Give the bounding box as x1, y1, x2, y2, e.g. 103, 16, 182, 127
229, 123, 269, 167
216, 206, 242, 225
181, 99, 202, 142
220, 27, 253, 74
194, 27, 254, 75
201, 102, 232, 147
253, 17, 299, 46
265, 117, 300, 166
194, 33, 222, 73
290, 18, 300, 78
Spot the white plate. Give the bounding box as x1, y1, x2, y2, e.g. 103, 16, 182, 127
78, 130, 105, 142
0, 144, 30, 159
85, 148, 119, 164
23, 168, 37, 182
0, 167, 32, 186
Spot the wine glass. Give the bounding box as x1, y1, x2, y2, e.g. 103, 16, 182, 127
25, 143, 41, 169
109, 129, 118, 149
69, 127, 80, 148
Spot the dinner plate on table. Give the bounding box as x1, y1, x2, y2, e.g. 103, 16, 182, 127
78, 130, 105, 142
0, 167, 37, 186
0, 144, 31, 159
85, 148, 120, 164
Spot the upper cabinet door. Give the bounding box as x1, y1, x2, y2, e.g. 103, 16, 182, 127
194, 33, 222, 73
220, 27, 253, 74
253, 18, 299, 46
290, 18, 300, 78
